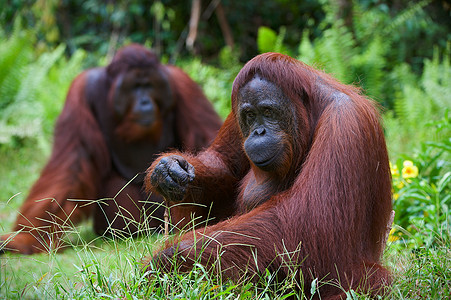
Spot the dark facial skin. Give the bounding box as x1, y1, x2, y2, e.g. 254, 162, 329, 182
150, 76, 295, 204
113, 68, 173, 126
237, 76, 294, 172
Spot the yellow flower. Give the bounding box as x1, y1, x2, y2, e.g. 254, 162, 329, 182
396, 180, 404, 189
388, 228, 399, 242
393, 193, 399, 200
403, 160, 414, 167
390, 162, 399, 177
402, 160, 419, 179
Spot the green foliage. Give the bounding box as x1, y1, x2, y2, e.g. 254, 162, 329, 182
257, 26, 278, 53
384, 113, 450, 300
299, 21, 358, 84
0, 20, 34, 111
0, 22, 85, 152
385, 45, 451, 155
257, 26, 287, 54
176, 50, 242, 119
0, 45, 64, 148
295, 2, 421, 103
390, 111, 450, 247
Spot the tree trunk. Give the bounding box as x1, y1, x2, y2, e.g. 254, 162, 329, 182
186, 0, 201, 52
215, 2, 234, 49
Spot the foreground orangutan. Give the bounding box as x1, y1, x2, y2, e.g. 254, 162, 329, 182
1, 44, 221, 254
145, 53, 392, 298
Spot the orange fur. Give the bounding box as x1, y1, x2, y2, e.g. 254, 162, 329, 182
145, 53, 392, 298
2, 44, 221, 254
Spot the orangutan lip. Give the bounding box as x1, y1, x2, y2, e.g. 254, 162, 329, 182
253, 153, 277, 168
253, 144, 285, 168
136, 117, 154, 126
139, 119, 152, 125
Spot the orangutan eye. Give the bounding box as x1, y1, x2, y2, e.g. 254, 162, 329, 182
246, 111, 256, 121
263, 108, 273, 118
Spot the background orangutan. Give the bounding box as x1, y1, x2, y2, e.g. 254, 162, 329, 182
145, 53, 393, 298
1, 44, 222, 255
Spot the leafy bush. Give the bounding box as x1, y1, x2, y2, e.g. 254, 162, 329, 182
0, 21, 85, 152
176, 46, 242, 119
390, 111, 450, 247
385, 46, 451, 155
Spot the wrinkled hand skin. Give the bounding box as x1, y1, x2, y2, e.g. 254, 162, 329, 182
150, 155, 195, 203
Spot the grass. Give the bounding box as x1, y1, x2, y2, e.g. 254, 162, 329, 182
385, 228, 451, 299
1, 234, 156, 299
2, 225, 449, 299
1, 142, 450, 299
0, 142, 46, 225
